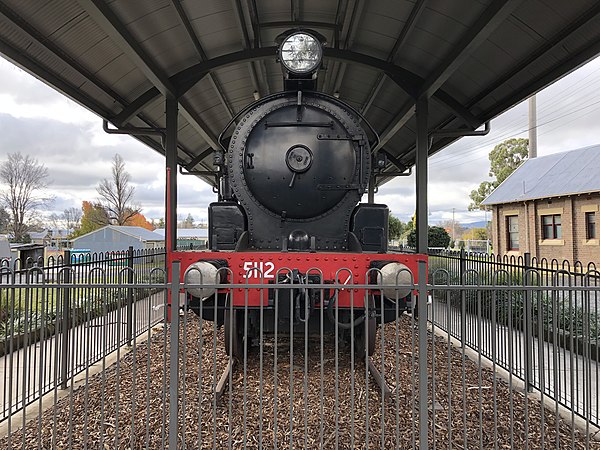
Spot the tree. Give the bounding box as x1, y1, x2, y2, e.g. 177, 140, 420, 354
0, 153, 51, 242
407, 225, 451, 248
469, 138, 528, 210
0, 207, 9, 233
48, 207, 82, 235
63, 207, 82, 231
180, 213, 195, 229
462, 227, 488, 240
97, 154, 140, 225
438, 219, 466, 240
70, 201, 109, 238
128, 212, 155, 230
388, 215, 407, 241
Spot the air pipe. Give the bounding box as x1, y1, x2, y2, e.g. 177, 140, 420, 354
102, 119, 166, 147
430, 120, 490, 139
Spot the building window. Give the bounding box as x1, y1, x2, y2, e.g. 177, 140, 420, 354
541, 214, 562, 239
586, 212, 596, 239
507, 215, 519, 250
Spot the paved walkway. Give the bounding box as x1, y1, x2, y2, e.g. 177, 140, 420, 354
0, 292, 166, 422
430, 299, 600, 426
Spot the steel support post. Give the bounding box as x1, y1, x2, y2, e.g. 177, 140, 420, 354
165, 97, 178, 324
415, 95, 428, 254
368, 174, 375, 204
165, 97, 178, 253
168, 261, 181, 449
523, 252, 533, 391
415, 95, 429, 449
460, 248, 466, 347
60, 250, 71, 389
126, 245, 134, 346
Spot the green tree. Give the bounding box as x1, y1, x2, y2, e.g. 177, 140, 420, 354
469, 138, 528, 210
70, 201, 109, 238
407, 225, 451, 248
463, 227, 488, 240
388, 215, 407, 241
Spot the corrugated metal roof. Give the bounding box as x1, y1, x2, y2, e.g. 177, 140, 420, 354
72, 225, 164, 242
482, 144, 600, 205
109, 225, 164, 241
154, 228, 208, 238
1, 0, 600, 186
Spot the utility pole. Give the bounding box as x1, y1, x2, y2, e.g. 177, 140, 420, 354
529, 95, 537, 158
452, 207, 456, 240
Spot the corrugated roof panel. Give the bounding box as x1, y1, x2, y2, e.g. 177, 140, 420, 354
107, 0, 171, 26
110, 226, 164, 241
93, 54, 139, 95
482, 145, 600, 205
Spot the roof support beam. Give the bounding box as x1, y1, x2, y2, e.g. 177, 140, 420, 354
185, 148, 214, 171
481, 37, 600, 124
419, 0, 523, 98
467, 2, 600, 109
77, 0, 219, 149
230, 0, 266, 97
361, 0, 427, 115
323, 0, 364, 95
375, 0, 521, 154
113, 88, 161, 126
245, 0, 271, 95
171, 0, 234, 119
373, 103, 415, 152
260, 20, 339, 30
175, 47, 422, 96
114, 46, 472, 139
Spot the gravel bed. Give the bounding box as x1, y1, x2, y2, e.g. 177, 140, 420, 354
1, 313, 598, 449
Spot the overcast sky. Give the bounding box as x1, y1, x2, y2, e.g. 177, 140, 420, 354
1, 54, 600, 226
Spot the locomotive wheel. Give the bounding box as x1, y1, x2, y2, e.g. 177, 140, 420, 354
355, 316, 377, 358
224, 308, 243, 359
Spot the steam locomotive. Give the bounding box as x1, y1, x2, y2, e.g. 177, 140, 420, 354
172, 30, 425, 358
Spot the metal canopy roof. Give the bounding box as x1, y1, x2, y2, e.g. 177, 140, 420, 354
1, 0, 599, 188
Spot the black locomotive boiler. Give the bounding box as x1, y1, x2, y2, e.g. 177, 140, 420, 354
173, 30, 425, 359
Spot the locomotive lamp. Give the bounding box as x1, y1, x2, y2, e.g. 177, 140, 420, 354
279, 31, 322, 74
277, 30, 325, 90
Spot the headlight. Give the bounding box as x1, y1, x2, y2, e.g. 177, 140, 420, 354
279, 32, 322, 74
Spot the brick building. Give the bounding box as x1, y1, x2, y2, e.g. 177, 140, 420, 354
481, 145, 600, 266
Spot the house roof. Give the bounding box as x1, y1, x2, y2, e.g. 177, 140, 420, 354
72, 225, 164, 242
1, 1, 600, 187
154, 228, 208, 239
29, 229, 72, 240
482, 144, 600, 205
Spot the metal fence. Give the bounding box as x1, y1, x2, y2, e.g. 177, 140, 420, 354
430, 250, 600, 426
0, 255, 599, 449
0, 247, 166, 425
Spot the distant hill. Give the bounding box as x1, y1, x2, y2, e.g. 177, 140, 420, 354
462, 220, 488, 229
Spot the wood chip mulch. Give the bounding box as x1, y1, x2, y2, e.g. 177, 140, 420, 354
1, 313, 599, 449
